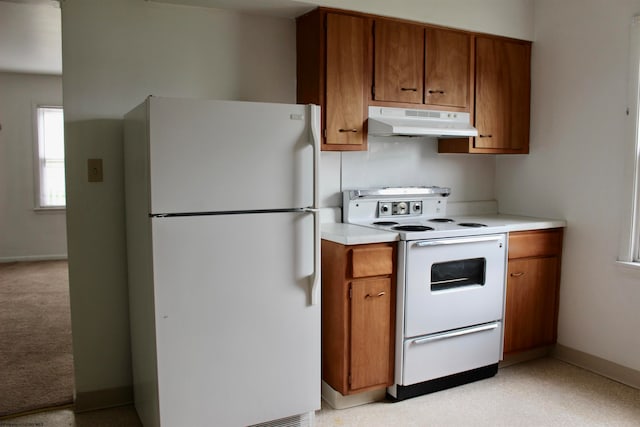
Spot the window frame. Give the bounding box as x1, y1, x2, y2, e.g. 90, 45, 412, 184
33, 104, 66, 211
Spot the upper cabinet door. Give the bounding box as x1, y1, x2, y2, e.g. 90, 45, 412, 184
373, 19, 424, 104
475, 36, 531, 152
325, 13, 370, 148
425, 28, 471, 109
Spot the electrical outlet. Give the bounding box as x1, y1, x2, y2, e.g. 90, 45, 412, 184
87, 158, 103, 182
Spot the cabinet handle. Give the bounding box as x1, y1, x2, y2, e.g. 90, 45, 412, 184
479, 134, 493, 138
510, 272, 525, 277
339, 128, 358, 133
365, 291, 386, 298
427, 89, 445, 94
400, 87, 418, 92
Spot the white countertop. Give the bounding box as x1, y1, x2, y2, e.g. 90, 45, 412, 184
321, 222, 399, 245
321, 214, 566, 245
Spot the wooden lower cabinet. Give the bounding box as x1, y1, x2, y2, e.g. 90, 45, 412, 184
504, 229, 563, 354
321, 240, 396, 395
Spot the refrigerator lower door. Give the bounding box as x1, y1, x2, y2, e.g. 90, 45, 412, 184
151, 212, 320, 427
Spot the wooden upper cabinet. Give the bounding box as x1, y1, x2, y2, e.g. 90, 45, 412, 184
296, 9, 370, 151
325, 13, 370, 148
373, 19, 424, 104
474, 36, 531, 152
425, 28, 471, 109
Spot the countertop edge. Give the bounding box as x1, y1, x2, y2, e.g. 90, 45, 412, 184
321, 216, 567, 245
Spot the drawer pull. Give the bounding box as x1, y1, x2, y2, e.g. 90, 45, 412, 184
510, 272, 525, 277
365, 291, 386, 298
412, 322, 499, 345
400, 87, 418, 91
427, 89, 445, 94
479, 134, 493, 138
339, 128, 358, 133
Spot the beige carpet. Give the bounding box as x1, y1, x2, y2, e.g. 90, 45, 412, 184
0, 260, 74, 417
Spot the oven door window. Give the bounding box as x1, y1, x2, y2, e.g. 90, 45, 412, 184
431, 258, 486, 292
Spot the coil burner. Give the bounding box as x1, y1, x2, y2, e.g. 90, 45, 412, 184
392, 225, 434, 232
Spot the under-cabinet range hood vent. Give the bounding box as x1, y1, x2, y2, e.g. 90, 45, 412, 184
368, 106, 478, 138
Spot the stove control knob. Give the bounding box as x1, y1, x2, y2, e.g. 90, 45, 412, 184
379, 203, 392, 216
394, 202, 408, 215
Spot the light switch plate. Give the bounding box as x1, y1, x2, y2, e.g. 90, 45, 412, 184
88, 158, 103, 182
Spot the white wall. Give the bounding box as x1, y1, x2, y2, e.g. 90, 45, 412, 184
61, 0, 297, 396
497, 0, 640, 371
0, 72, 66, 261
61, 0, 534, 398
320, 138, 495, 208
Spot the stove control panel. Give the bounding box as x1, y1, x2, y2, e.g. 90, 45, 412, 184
378, 201, 422, 217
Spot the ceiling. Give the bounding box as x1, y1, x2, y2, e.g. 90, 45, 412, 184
0, 0, 62, 75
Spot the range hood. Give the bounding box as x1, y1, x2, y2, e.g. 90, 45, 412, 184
368, 106, 478, 138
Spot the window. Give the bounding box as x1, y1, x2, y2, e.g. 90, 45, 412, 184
35, 106, 65, 208
619, 15, 640, 266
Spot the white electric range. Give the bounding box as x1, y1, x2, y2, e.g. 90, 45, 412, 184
343, 186, 508, 401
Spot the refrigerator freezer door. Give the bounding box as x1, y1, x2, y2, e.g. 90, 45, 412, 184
147, 97, 316, 214
151, 212, 320, 426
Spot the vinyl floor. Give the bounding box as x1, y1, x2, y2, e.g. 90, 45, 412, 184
4, 357, 640, 426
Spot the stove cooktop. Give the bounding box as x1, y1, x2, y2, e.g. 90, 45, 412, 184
343, 186, 508, 240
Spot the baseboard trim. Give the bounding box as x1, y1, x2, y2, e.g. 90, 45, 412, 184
321, 381, 386, 409
500, 346, 554, 368
0, 255, 68, 262
553, 344, 640, 390
74, 386, 134, 413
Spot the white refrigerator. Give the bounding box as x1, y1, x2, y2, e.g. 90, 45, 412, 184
123, 96, 321, 427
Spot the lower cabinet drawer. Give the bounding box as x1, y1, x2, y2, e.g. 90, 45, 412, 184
401, 321, 502, 386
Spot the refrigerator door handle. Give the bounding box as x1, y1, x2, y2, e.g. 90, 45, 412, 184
305, 207, 321, 306
309, 104, 321, 209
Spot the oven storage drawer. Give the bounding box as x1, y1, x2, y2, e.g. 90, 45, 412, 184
401, 321, 502, 386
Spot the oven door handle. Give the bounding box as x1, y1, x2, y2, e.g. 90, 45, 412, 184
411, 322, 499, 345
414, 235, 504, 247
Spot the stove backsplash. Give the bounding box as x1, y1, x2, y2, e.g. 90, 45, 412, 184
319, 138, 497, 210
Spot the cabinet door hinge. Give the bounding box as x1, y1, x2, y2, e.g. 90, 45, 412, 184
323, 128, 327, 138
349, 286, 352, 299
348, 373, 352, 386
372, 86, 376, 98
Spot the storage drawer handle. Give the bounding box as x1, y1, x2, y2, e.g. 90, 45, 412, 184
479, 134, 493, 138
428, 89, 445, 94
365, 291, 386, 298
400, 87, 418, 91
412, 323, 499, 345
510, 272, 525, 277
339, 128, 358, 133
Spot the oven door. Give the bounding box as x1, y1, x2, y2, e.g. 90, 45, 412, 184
404, 234, 506, 337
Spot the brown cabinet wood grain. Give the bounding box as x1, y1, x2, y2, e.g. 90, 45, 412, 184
475, 36, 531, 152
298, 7, 532, 154
321, 240, 396, 395
297, 10, 370, 151
372, 20, 471, 111
439, 35, 531, 154
350, 277, 393, 390
504, 229, 563, 355
373, 19, 424, 104
425, 28, 471, 109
